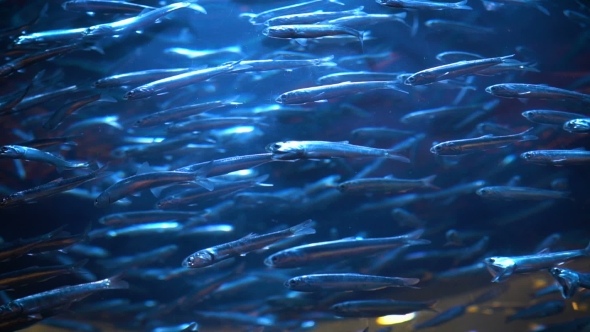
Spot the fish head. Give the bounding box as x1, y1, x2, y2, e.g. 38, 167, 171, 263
485, 84, 516, 97
182, 250, 214, 268
550, 267, 580, 298
263, 26, 297, 38
520, 151, 551, 164
483, 257, 515, 282
0, 145, 25, 158
521, 110, 537, 120
265, 141, 305, 160
404, 72, 434, 86
94, 193, 111, 208
284, 276, 312, 290
430, 141, 459, 155
475, 187, 503, 199
337, 182, 351, 192
563, 119, 590, 133
124, 86, 153, 100
275, 93, 292, 104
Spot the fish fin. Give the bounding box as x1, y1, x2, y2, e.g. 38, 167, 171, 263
400, 277, 420, 286
106, 273, 129, 289
188, 3, 207, 14
537, 248, 551, 254
289, 219, 316, 236
194, 178, 215, 191
150, 185, 168, 198
136, 162, 154, 175
71, 258, 89, 270
584, 241, 590, 255
420, 174, 439, 190
385, 150, 410, 163
193, 160, 214, 177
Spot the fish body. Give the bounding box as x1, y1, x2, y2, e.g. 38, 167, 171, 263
476, 186, 570, 200
430, 128, 537, 155
276, 81, 407, 104
521, 149, 590, 165
0, 145, 89, 172
266, 140, 409, 162
484, 242, 590, 282
376, 0, 472, 10
263, 24, 364, 49
338, 175, 437, 193
549, 267, 590, 298
506, 300, 565, 323
265, 7, 365, 26
563, 118, 590, 133
182, 220, 315, 268
486, 83, 590, 103
331, 299, 436, 317
285, 273, 419, 292
521, 109, 585, 125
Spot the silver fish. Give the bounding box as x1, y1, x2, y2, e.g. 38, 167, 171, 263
476, 186, 571, 200
520, 149, 590, 165
486, 83, 590, 103
276, 81, 407, 104
376, 0, 472, 10
262, 24, 365, 50
337, 175, 437, 194
563, 118, 590, 133
521, 109, 585, 125
0, 145, 89, 172
265, 7, 365, 26
93, 68, 193, 89
182, 220, 315, 268
266, 140, 410, 162
285, 273, 419, 292
430, 128, 537, 155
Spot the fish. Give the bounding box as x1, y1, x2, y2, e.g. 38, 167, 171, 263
549, 267, 590, 298
405, 55, 513, 85
486, 83, 590, 103
284, 273, 419, 292
266, 140, 410, 162
264, 229, 429, 268
521, 109, 586, 125
337, 175, 437, 193
376, 0, 472, 10
0, 145, 90, 172
505, 300, 565, 323
182, 220, 316, 268
484, 242, 590, 282
276, 81, 407, 104
0, 260, 87, 290
94, 162, 214, 207
430, 128, 537, 155
262, 24, 365, 50
62, 0, 156, 14
563, 118, 590, 133
93, 68, 194, 89
476, 186, 571, 200
520, 149, 590, 165
264, 7, 366, 26
330, 299, 437, 317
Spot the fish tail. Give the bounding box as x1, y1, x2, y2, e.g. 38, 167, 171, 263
71, 258, 89, 271
535, 4, 550, 16
518, 128, 538, 141
584, 241, 590, 255
384, 149, 410, 163
358, 30, 365, 53
187, 3, 207, 14
404, 228, 425, 240
420, 174, 439, 190
328, 0, 345, 5
105, 273, 129, 290
455, 0, 473, 10
399, 277, 420, 287
289, 219, 316, 236
425, 299, 438, 312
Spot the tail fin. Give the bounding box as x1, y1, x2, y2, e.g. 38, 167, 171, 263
455, 0, 473, 10
420, 174, 439, 190
105, 273, 129, 290
289, 219, 316, 236
384, 149, 410, 163
398, 277, 420, 287
584, 241, 590, 255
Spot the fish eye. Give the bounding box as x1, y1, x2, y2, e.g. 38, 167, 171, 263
271, 256, 278, 262
487, 258, 495, 263
522, 152, 532, 159
435, 146, 441, 150
407, 76, 415, 82
289, 279, 297, 285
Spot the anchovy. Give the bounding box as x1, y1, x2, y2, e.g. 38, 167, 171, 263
317, 71, 402, 85
0, 145, 90, 172
476, 186, 571, 200
134, 100, 240, 127
182, 220, 316, 268
94, 162, 213, 207
266, 140, 410, 162
0, 275, 128, 321
14, 28, 87, 46
43, 93, 105, 131
549, 267, 590, 298
99, 210, 199, 225
285, 273, 419, 292
425, 19, 494, 34
405, 55, 513, 85
82, 2, 206, 38
264, 229, 429, 268
520, 149, 590, 165
265, 7, 365, 26
400, 100, 499, 124
104, 222, 183, 237
521, 109, 585, 125
331, 299, 436, 317
276, 81, 407, 104
98, 245, 178, 270
0, 84, 32, 115
175, 153, 278, 176
0, 44, 79, 77
62, 0, 156, 14
242, 0, 344, 25
430, 128, 537, 155
486, 83, 590, 103
93, 68, 193, 89
376, 0, 472, 10
563, 118, 590, 133
351, 127, 414, 140
156, 174, 269, 209
337, 175, 437, 193
484, 242, 590, 282
0, 165, 108, 208
323, 13, 408, 29
123, 62, 242, 100
263, 24, 365, 50
0, 260, 87, 290
225, 56, 334, 73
